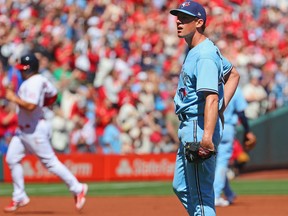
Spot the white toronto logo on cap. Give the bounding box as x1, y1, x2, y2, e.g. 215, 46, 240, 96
181, 2, 190, 8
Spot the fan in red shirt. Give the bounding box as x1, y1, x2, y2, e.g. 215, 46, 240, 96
0, 100, 18, 154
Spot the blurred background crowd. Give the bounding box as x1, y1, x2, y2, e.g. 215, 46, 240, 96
0, 0, 287, 155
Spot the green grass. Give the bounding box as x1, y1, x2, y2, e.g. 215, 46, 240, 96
0, 181, 174, 197
230, 179, 288, 195
1, 179, 288, 197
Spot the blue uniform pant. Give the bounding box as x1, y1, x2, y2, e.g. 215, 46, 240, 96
214, 124, 235, 199
173, 116, 222, 216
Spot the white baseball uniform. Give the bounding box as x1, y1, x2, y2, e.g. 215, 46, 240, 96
5, 74, 83, 202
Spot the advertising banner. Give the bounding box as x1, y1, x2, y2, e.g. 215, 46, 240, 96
3, 153, 177, 182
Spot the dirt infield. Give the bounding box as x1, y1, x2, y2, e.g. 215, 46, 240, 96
1, 195, 288, 216
1, 169, 287, 216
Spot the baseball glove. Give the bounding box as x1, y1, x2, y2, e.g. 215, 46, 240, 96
184, 142, 216, 163
243, 132, 257, 151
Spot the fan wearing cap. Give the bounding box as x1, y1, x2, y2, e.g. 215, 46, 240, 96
170, 1, 239, 216
3, 52, 88, 212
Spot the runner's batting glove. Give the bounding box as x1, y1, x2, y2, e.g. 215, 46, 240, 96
184, 142, 216, 163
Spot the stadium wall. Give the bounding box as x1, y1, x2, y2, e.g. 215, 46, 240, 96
236, 106, 288, 171
0, 155, 2, 181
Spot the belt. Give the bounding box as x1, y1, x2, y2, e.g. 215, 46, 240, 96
177, 113, 198, 121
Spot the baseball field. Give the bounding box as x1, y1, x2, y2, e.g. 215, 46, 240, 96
0, 169, 288, 216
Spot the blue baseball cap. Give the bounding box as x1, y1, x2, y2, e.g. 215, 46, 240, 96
170, 1, 206, 23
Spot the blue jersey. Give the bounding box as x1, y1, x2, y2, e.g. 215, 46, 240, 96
222, 55, 233, 77
224, 87, 247, 126
174, 38, 232, 115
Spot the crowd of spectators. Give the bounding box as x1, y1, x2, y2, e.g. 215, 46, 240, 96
0, 0, 287, 155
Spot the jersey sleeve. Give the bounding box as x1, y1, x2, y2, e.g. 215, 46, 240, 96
44, 79, 58, 97
20, 79, 43, 105
234, 87, 248, 112
196, 58, 219, 94
222, 56, 233, 76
